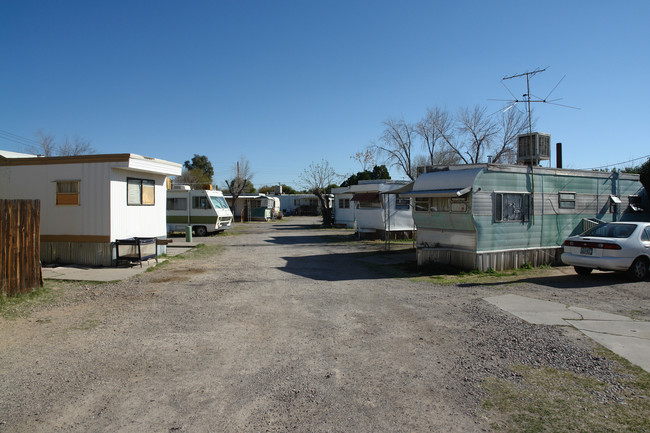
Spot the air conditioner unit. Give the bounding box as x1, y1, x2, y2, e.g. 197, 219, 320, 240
517, 132, 551, 165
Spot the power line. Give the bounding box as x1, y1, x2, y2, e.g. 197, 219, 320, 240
0, 128, 42, 148
582, 153, 650, 170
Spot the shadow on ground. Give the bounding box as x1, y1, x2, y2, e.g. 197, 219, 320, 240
280, 250, 414, 281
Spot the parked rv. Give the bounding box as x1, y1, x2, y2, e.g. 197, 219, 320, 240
166, 186, 233, 236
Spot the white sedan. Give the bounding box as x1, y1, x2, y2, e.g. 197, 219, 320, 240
561, 221, 650, 281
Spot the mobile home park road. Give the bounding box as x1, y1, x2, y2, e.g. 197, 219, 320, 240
1, 217, 648, 432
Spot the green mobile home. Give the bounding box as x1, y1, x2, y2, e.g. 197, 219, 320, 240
407, 164, 644, 271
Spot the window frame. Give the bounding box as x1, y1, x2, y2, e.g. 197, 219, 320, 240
166, 197, 187, 211
127, 177, 156, 206
558, 191, 576, 209
395, 197, 410, 210
338, 198, 350, 209
192, 196, 211, 210
55, 180, 80, 206
494, 192, 531, 223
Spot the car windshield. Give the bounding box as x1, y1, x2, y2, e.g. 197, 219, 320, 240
582, 223, 637, 238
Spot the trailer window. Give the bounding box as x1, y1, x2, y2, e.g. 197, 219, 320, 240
414, 198, 429, 212
494, 192, 531, 222
127, 178, 155, 206
558, 192, 576, 209
338, 198, 350, 209
56, 180, 79, 205
192, 196, 211, 210
395, 198, 410, 210
166, 197, 187, 211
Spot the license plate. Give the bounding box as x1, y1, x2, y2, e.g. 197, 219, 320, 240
580, 247, 593, 255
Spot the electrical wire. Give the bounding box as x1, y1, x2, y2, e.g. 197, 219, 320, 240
0, 129, 42, 148
582, 153, 650, 171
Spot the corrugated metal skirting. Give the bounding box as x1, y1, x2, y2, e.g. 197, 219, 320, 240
417, 246, 561, 272
41, 241, 113, 267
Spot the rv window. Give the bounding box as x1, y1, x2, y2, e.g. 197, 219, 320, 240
56, 181, 79, 206
166, 197, 187, 211
559, 192, 576, 209
192, 196, 211, 210
429, 197, 450, 212
414, 198, 429, 212
127, 178, 155, 206
494, 192, 531, 223
395, 197, 410, 210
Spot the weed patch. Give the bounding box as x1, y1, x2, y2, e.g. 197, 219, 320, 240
482, 363, 650, 432
0, 283, 63, 319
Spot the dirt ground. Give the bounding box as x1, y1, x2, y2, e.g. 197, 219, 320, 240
1, 216, 648, 432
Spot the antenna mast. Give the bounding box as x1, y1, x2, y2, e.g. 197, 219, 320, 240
502, 67, 546, 138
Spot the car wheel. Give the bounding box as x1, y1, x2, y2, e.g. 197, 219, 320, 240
574, 266, 593, 276
627, 258, 649, 281
194, 226, 207, 237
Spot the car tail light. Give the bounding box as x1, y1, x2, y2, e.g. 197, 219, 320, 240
563, 240, 621, 250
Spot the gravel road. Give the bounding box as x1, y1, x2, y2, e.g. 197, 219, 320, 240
1, 217, 648, 432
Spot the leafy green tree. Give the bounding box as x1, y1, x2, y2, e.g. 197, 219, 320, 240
639, 158, 650, 192
184, 154, 214, 183
341, 165, 391, 187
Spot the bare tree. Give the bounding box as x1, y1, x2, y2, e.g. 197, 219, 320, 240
299, 160, 341, 227
26, 130, 57, 156
350, 146, 377, 171
451, 105, 500, 164
225, 156, 254, 213
58, 135, 95, 156
415, 107, 461, 168
28, 130, 95, 156
491, 108, 531, 164
375, 118, 417, 180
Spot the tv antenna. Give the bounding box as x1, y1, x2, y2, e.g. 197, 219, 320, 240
490, 67, 580, 137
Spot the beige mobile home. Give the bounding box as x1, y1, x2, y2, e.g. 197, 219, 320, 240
0, 152, 182, 266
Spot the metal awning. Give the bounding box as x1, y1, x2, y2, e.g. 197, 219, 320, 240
401, 186, 472, 198
351, 192, 380, 202
380, 182, 414, 195
609, 195, 621, 204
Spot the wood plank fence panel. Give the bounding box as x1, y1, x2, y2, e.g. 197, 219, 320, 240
0, 199, 42, 296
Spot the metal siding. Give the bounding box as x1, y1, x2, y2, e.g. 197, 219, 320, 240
41, 241, 112, 266
0, 162, 111, 237
416, 228, 476, 250
110, 169, 168, 240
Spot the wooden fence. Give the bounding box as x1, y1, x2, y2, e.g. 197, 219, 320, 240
0, 199, 42, 296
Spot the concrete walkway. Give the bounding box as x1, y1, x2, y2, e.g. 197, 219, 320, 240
485, 294, 650, 373
41, 244, 195, 282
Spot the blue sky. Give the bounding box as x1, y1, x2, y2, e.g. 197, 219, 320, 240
2, 1, 649, 188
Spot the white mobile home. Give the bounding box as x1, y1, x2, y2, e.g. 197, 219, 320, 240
166, 187, 233, 236
276, 194, 323, 216
0, 153, 182, 266
332, 180, 415, 238
407, 164, 644, 271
